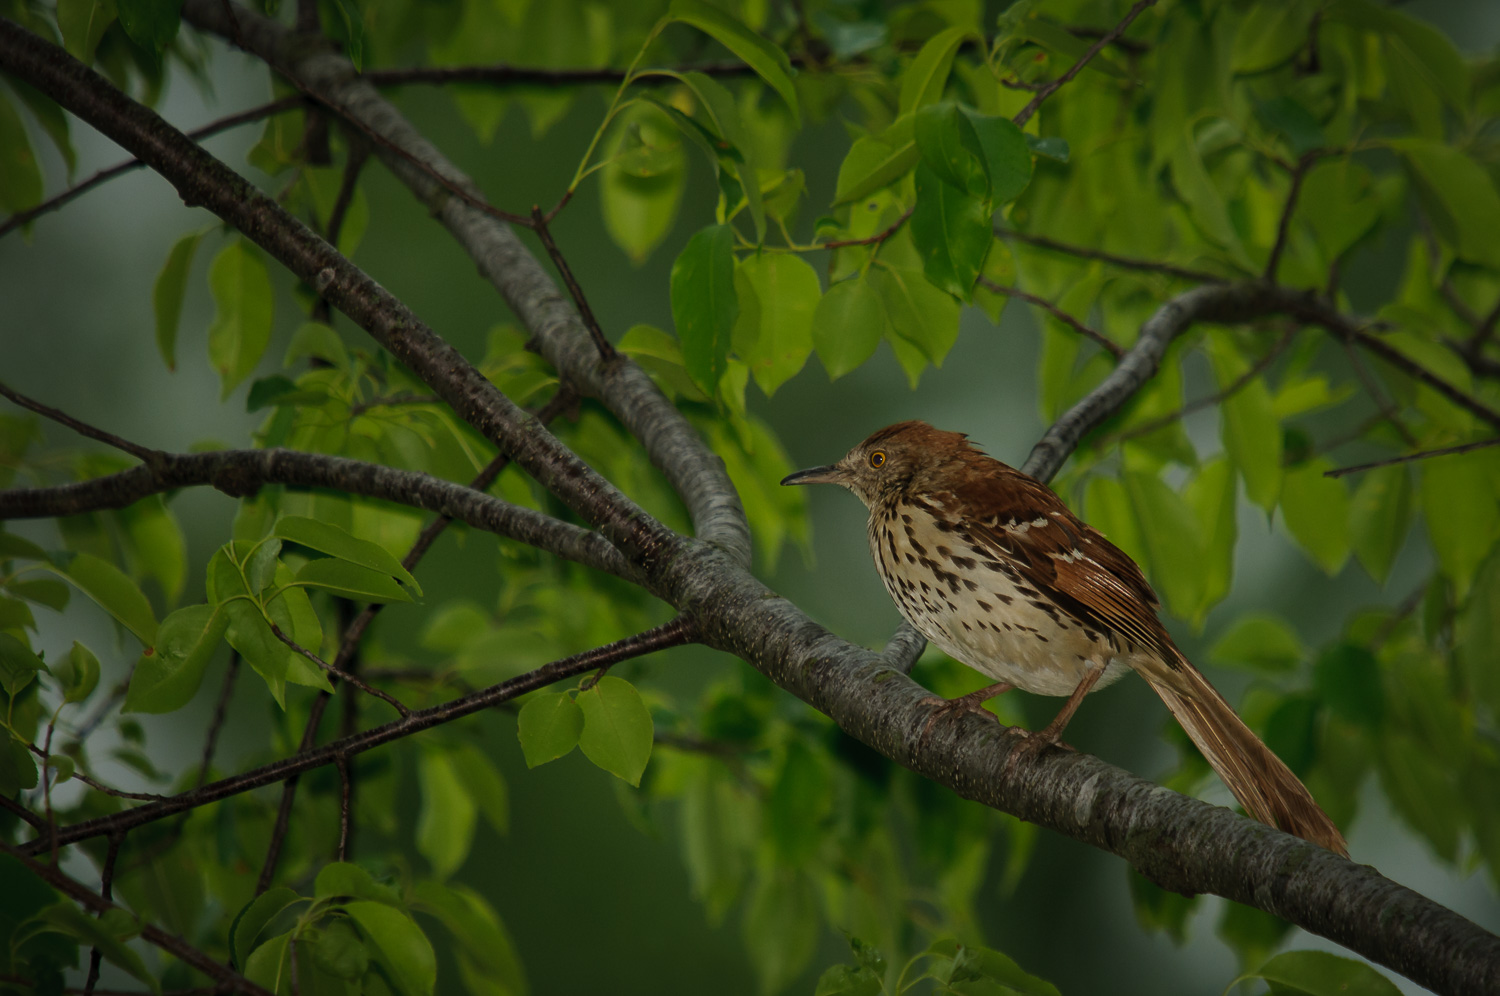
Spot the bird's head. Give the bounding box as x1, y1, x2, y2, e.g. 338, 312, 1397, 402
780, 420, 977, 507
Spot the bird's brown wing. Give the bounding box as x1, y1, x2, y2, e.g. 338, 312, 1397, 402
945, 462, 1176, 663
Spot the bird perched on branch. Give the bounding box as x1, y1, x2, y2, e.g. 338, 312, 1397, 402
782, 420, 1347, 857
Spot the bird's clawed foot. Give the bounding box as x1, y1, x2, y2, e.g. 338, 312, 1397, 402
1002, 726, 1075, 774
916, 682, 1012, 747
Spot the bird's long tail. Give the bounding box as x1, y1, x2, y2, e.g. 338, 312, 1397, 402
1145, 654, 1348, 857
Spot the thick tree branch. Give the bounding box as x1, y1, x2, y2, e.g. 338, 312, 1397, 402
0, 447, 635, 582
180, 0, 753, 568
0, 17, 673, 567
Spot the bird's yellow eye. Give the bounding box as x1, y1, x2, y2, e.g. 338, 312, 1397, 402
869, 451, 887, 469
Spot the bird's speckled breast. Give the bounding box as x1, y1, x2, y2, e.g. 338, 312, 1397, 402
868, 499, 1131, 697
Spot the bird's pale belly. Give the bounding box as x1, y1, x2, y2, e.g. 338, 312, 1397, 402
870, 514, 1132, 697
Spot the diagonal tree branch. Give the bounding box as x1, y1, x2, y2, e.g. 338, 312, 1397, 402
180, 0, 753, 568
1012, 0, 1158, 128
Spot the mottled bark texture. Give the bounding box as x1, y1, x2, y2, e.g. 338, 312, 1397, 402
0, 12, 1496, 996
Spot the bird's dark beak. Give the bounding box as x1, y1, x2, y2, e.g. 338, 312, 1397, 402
781, 464, 845, 487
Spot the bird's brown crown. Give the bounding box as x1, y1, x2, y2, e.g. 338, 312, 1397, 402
835, 420, 994, 506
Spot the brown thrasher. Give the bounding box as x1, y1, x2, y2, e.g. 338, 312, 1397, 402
782, 420, 1348, 856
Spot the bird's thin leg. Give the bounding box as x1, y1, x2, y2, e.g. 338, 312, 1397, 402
917, 680, 1015, 744
1006, 661, 1106, 771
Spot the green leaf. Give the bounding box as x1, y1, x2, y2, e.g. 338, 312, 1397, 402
964, 110, 1032, 203
1349, 463, 1412, 586
224, 599, 289, 707
925, 937, 1060, 995
345, 901, 436, 996
1421, 450, 1500, 598
0, 597, 34, 633
1231, 0, 1317, 73
0, 633, 48, 696
230, 886, 303, 970
516, 692, 583, 767
116, 0, 182, 51
0, 738, 37, 794
274, 516, 421, 595
50, 552, 158, 646
0, 91, 42, 214
814, 965, 881, 996
743, 869, 819, 995
56, 0, 117, 65
284, 322, 350, 369
1123, 471, 1202, 621
1314, 643, 1384, 729
576, 675, 653, 786
7, 78, 76, 179
410, 881, 526, 996
873, 265, 961, 370
600, 104, 685, 263
1128, 867, 1197, 944
1206, 338, 1282, 511
1280, 460, 1351, 574
813, 278, 884, 379
314, 863, 403, 906
1170, 134, 1251, 269
1378, 731, 1461, 860
417, 746, 477, 879
1458, 551, 1500, 720
0, 532, 48, 563
668, 0, 799, 124
57, 641, 100, 703
767, 740, 829, 863
671, 223, 738, 395
7, 578, 70, 612
1209, 615, 1304, 674
34, 901, 159, 996
676, 70, 765, 243
293, 559, 414, 604
898, 26, 970, 113
1398, 141, 1500, 270
1235, 949, 1401, 996
124, 604, 227, 714
1025, 134, 1069, 163
450, 744, 509, 835
914, 103, 988, 196
910, 161, 992, 300
833, 115, 918, 205
972, 236, 1017, 324
207, 238, 275, 400
313, 918, 369, 981
1184, 458, 1236, 623
734, 253, 819, 395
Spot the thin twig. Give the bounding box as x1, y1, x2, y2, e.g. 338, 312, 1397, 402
0, 95, 308, 238
347, 392, 439, 417
1012, 0, 1157, 128
820, 207, 915, 250
198, 653, 240, 786
1265, 151, 1319, 281
336, 755, 351, 861
310, 142, 370, 324
1108, 324, 1297, 444
529, 206, 615, 360
82, 832, 123, 996
72, 679, 129, 744
0, 792, 47, 831
27, 617, 699, 854
1324, 437, 1500, 478
1338, 340, 1420, 448
363, 60, 781, 88
0, 381, 160, 463
269, 623, 409, 717
976, 277, 1125, 357
996, 228, 1224, 283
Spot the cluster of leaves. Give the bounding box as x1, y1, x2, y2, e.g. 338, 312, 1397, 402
2, 0, 1500, 993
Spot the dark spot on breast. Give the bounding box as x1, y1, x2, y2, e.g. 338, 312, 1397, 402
991, 592, 1013, 605
905, 553, 916, 564
901, 513, 912, 525
976, 600, 991, 612
951, 555, 975, 571
963, 579, 979, 592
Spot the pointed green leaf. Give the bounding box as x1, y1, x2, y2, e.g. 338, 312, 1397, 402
0, 738, 37, 794
1235, 950, 1401, 996
964, 110, 1032, 203
124, 604, 227, 713
669, 0, 799, 123
293, 559, 413, 604
914, 102, 988, 196
1184, 458, 1236, 622
576, 675, 653, 786
35, 901, 159, 996
51, 551, 158, 646
274, 516, 421, 595
873, 265, 961, 368
345, 901, 436, 996
116, 0, 182, 51
813, 277, 884, 380
417, 746, 477, 880
0, 91, 42, 214
57, 641, 100, 703
410, 881, 526, 996
736, 253, 819, 395
57, 0, 117, 64
314, 863, 403, 906
834, 115, 918, 205
224, 599, 288, 707
1206, 338, 1282, 511
1280, 460, 1351, 574
601, 104, 685, 263
1209, 614, 1304, 673
517, 692, 583, 767
910, 161, 992, 300
898, 26, 970, 113
0, 633, 48, 696
1422, 450, 1500, 598
1123, 472, 1203, 620
230, 886, 303, 970
1349, 463, 1412, 586
152, 232, 202, 371
671, 223, 738, 395
207, 238, 275, 400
